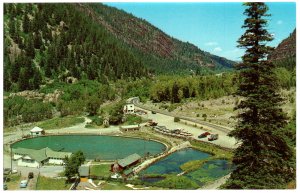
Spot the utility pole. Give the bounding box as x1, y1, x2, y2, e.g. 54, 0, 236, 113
10, 146, 13, 172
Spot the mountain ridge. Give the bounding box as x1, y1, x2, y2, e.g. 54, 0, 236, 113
77, 3, 235, 70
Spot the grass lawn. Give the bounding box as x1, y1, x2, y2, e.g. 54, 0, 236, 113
5, 174, 22, 190
101, 182, 132, 190
90, 164, 111, 178
190, 140, 233, 160
36, 176, 69, 190
37, 116, 85, 130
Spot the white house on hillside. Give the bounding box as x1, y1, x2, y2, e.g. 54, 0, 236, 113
123, 104, 135, 114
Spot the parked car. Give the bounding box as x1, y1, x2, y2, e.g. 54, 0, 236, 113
12, 168, 18, 174
20, 180, 28, 188
3, 184, 8, 190
28, 172, 34, 179
171, 129, 181, 134
198, 132, 211, 138
4, 176, 10, 183
148, 121, 158, 126
208, 134, 219, 141
3, 168, 11, 175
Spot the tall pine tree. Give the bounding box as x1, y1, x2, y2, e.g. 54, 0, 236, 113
223, 3, 295, 189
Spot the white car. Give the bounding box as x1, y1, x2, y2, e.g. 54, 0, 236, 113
12, 168, 18, 174
20, 180, 28, 188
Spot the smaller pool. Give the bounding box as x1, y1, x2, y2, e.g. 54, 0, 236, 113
185, 159, 232, 185
140, 148, 233, 187
140, 148, 211, 175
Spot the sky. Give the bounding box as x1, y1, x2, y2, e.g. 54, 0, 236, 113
105, 2, 296, 61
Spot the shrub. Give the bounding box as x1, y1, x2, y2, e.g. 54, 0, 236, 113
174, 117, 180, 122
125, 114, 142, 125
91, 116, 103, 126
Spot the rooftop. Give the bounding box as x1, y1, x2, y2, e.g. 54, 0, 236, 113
79, 166, 89, 176
13, 147, 72, 162
120, 125, 140, 129
118, 153, 141, 168
30, 126, 44, 132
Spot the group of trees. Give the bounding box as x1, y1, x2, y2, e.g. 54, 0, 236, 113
54, 80, 116, 117
4, 96, 53, 126
150, 74, 237, 103
4, 3, 149, 92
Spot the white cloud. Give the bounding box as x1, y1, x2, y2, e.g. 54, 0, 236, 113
213, 47, 222, 52
227, 49, 240, 53
205, 41, 218, 46
277, 20, 283, 25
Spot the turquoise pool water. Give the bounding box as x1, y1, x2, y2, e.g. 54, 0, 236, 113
140, 148, 232, 186
11, 135, 166, 160
141, 148, 211, 175
185, 159, 232, 185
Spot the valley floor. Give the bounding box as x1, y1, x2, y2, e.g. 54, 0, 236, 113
3, 99, 241, 190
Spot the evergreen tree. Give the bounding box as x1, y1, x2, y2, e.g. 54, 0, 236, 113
223, 3, 295, 189
9, 20, 16, 39
171, 82, 180, 103
25, 34, 35, 58
34, 32, 42, 49
23, 14, 30, 33
32, 68, 42, 89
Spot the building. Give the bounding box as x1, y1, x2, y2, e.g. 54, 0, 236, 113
110, 153, 141, 173
12, 147, 72, 168
123, 104, 135, 114
79, 166, 90, 182
46, 147, 72, 165
119, 125, 141, 132
30, 127, 45, 137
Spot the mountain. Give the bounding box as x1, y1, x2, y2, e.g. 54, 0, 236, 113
269, 29, 296, 71
3, 3, 235, 92
78, 3, 235, 71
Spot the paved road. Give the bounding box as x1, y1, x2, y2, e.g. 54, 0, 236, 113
135, 106, 238, 149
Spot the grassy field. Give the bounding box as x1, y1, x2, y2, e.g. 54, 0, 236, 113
101, 182, 132, 190
144, 88, 296, 127
5, 174, 22, 190
154, 175, 199, 189
190, 140, 233, 160
36, 176, 69, 190
90, 164, 111, 178
37, 116, 85, 130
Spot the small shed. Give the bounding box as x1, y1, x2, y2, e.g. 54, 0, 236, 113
79, 166, 90, 182
30, 127, 45, 137
120, 125, 141, 132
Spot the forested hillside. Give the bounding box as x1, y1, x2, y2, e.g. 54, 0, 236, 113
81, 3, 235, 71
4, 3, 151, 92
3, 3, 236, 92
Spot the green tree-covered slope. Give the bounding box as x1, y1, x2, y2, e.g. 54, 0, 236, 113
4, 3, 235, 92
